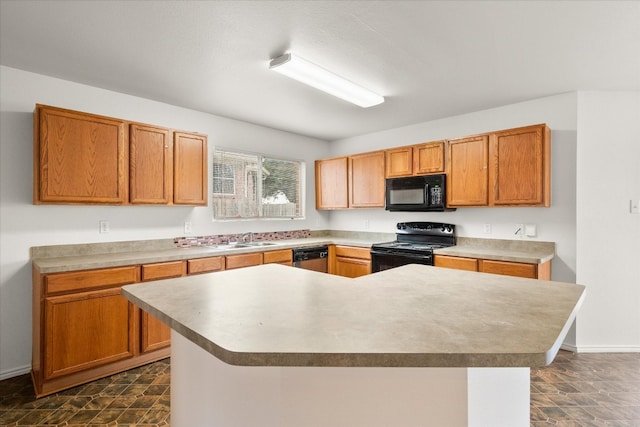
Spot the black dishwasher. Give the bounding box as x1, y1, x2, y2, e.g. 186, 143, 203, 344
292, 246, 328, 273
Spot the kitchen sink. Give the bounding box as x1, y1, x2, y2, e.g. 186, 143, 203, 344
245, 242, 278, 246
201, 242, 277, 251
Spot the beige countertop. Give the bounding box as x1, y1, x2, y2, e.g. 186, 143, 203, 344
31, 237, 373, 274
434, 237, 556, 264
122, 263, 584, 368
31, 233, 555, 274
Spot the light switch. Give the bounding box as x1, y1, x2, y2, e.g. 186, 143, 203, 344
184, 221, 193, 234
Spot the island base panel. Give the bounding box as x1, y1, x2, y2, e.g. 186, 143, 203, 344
171, 332, 530, 427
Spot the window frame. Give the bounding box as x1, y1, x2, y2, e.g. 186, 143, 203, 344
211, 148, 305, 221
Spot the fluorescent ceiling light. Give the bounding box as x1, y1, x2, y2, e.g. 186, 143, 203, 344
269, 53, 384, 108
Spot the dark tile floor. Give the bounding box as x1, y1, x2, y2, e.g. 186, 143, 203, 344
1, 351, 638, 426
531, 351, 640, 426
0, 358, 170, 427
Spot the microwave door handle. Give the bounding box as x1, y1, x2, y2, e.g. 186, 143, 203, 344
424, 183, 430, 206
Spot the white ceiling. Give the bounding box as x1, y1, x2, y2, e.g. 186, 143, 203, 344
1, 1, 639, 141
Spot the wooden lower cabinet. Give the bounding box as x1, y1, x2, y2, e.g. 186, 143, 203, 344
43, 287, 135, 380
433, 255, 478, 272
434, 255, 551, 280
139, 261, 186, 353
226, 252, 263, 270
32, 265, 173, 398
331, 245, 371, 278
188, 256, 225, 274
263, 249, 293, 266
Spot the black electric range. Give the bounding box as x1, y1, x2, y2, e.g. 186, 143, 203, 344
371, 222, 456, 272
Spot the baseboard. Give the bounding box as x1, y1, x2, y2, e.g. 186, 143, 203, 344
560, 343, 578, 353
0, 364, 31, 381
574, 345, 640, 353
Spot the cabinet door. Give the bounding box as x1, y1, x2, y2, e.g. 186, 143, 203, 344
447, 135, 489, 207
226, 253, 263, 270
490, 124, 550, 206
349, 151, 385, 208
188, 256, 225, 275
385, 147, 413, 178
414, 141, 445, 174
35, 105, 127, 204
315, 157, 349, 209
434, 255, 478, 271
44, 287, 135, 379
140, 261, 186, 353
335, 257, 371, 278
173, 131, 208, 205
263, 249, 293, 266
130, 124, 172, 204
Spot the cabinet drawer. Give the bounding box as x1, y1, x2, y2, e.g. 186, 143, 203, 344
141, 261, 187, 281
263, 249, 292, 265
434, 255, 478, 271
45, 266, 139, 295
226, 253, 263, 270
334, 245, 371, 260
479, 260, 537, 279
188, 256, 225, 275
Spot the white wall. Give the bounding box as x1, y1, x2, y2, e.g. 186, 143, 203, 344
576, 91, 640, 351
0, 66, 331, 378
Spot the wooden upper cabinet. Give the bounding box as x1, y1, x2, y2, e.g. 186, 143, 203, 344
413, 141, 445, 175
173, 132, 208, 205
34, 105, 208, 206
315, 157, 349, 209
34, 105, 127, 204
349, 151, 385, 208
385, 141, 445, 178
385, 146, 413, 178
447, 135, 489, 207
489, 124, 550, 206
130, 124, 172, 204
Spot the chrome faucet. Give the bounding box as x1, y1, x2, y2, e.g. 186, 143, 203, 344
241, 232, 254, 243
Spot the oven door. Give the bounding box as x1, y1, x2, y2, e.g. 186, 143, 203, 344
370, 249, 433, 273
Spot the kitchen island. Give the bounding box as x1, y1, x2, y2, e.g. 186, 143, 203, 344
122, 263, 584, 427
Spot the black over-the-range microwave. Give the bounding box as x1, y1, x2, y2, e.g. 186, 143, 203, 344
385, 173, 455, 212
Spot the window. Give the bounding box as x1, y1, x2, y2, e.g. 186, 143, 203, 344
212, 149, 304, 220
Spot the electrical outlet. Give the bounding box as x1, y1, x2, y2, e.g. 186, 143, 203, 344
524, 224, 537, 237
99, 220, 110, 233
483, 223, 492, 234
184, 221, 193, 234
363, 220, 370, 229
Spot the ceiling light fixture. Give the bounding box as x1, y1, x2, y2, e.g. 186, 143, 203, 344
269, 53, 384, 108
